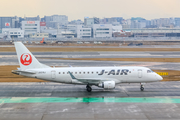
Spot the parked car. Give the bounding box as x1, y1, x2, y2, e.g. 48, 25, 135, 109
136, 43, 143, 46
94, 41, 102, 44
128, 42, 135, 46
77, 41, 83, 44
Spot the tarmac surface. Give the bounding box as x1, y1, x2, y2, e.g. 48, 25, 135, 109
0, 82, 180, 120
1, 49, 180, 119
2, 51, 180, 58
0, 82, 180, 97
1, 51, 180, 70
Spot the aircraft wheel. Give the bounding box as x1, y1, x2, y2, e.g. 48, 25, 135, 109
140, 85, 144, 91
86, 86, 92, 92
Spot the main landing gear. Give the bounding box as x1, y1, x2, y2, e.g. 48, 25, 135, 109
86, 84, 92, 92
140, 83, 144, 91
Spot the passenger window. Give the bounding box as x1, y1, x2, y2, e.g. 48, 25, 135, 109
88, 72, 89, 74
63, 72, 65, 74
96, 72, 98, 74
75, 72, 77, 74
83, 72, 85, 74
59, 72, 61, 74
92, 72, 93, 74
79, 72, 81, 74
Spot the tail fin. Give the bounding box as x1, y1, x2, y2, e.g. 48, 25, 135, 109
40, 38, 44, 43
14, 42, 50, 70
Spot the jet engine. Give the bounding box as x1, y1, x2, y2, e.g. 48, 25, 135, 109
98, 81, 115, 89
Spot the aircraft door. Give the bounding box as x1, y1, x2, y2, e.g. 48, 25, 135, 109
138, 69, 142, 78
51, 70, 56, 79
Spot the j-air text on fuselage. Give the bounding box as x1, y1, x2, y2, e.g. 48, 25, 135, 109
98, 69, 129, 75
12, 42, 163, 92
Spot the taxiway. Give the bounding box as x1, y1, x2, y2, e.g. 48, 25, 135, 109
0, 82, 180, 120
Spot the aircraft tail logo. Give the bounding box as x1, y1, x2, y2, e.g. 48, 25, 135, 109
20, 53, 32, 66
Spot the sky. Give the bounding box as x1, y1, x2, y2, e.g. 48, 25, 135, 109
0, 0, 180, 21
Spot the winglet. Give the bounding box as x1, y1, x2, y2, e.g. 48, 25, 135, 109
68, 71, 76, 79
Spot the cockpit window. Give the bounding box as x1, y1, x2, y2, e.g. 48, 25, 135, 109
147, 70, 154, 73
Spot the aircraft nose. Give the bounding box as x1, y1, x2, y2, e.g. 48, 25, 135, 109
156, 75, 163, 81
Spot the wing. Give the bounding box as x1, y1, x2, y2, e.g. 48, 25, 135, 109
68, 71, 119, 84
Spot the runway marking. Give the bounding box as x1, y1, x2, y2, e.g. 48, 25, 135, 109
0, 97, 180, 103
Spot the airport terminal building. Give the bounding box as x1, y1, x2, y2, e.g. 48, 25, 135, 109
2, 28, 24, 38
124, 28, 180, 37
77, 25, 92, 38
92, 24, 112, 38
21, 21, 40, 36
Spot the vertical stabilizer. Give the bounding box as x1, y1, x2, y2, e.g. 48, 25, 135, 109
14, 42, 50, 70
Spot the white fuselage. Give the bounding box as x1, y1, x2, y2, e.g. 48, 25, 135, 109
13, 42, 163, 92
20, 66, 162, 85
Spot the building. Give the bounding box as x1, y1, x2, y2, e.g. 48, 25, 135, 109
84, 17, 99, 26
174, 18, 180, 27
29, 33, 49, 38
123, 28, 180, 37
24, 15, 40, 21
0, 33, 4, 39
11, 16, 20, 28
122, 19, 131, 29
145, 20, 153, 28
113, 31, 132, 37
76, 25, 91, 38
21, 21, 40, 36
130, 17, 147, 29
100, 17, 123, 24
44, 15, 68, 28
67, 24, 78, 35
57, 31, 75, 38
92, 24, 112, 38
112, 25, 122, 32
0, 17, 12, 29
41, 29, 57, 38
151, 18, 171, 28
112, 17, 123, 24
2, 28, 24, 38
51, 15, 68, 25
69, 19, 83, 25
131, 20, 146, 29
40, 22, 46, 32
100, 18, 116, 24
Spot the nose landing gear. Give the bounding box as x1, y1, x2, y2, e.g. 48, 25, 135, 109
86, 84, 92, 92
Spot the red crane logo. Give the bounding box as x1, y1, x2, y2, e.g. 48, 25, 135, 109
20, 53, 32, 66
6, 23, 10, 26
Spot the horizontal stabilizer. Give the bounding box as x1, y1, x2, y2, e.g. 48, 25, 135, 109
12, 70, 36, 75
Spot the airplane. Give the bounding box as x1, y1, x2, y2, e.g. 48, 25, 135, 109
12, 42, 163, 92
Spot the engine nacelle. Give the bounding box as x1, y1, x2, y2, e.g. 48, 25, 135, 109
98, 81, 115, 89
